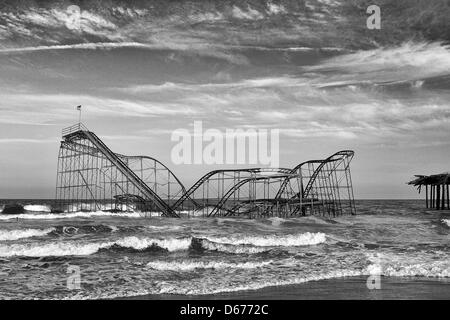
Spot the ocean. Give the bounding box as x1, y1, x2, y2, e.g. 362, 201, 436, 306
0, 200, 448, 300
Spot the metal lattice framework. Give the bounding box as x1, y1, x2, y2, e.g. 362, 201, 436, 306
55, 124, 356, 217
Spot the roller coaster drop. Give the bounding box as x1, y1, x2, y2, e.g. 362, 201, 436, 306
56, 124, 356, 217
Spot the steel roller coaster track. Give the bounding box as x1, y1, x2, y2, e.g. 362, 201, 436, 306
55, 124, 356, 217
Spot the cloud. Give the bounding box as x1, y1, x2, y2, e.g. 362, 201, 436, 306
0, 91, 199, 126
0, 41, 249, 64
231, 5, 264, 20
106, 69, 450, 146
0, 138, 54, 144
0, 42, 148, 53
308, 42, 450, 84
266, 2, 287, 15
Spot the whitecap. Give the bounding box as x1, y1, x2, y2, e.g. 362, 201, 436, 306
146, 259, 273, 271
0, 236, 191, 257
0, 211, 143, 220
0, 228, 54, 241
205, 232, 327, 247
23, 204, 52, 212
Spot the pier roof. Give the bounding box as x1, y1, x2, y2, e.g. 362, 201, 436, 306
408, 173, 450, 186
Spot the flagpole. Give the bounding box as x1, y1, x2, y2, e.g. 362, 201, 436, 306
76, 105, 82, 125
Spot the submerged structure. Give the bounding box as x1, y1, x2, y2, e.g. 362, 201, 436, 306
56, 123, 356, 217
408, 174, 450, 210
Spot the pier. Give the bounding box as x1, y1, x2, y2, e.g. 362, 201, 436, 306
55, 123, 356, 217
408, 174, 450, 210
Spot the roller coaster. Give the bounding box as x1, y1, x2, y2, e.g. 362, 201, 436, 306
55, 123, 356, 217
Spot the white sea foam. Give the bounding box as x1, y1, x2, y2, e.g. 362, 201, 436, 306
365, 252, 450, 278
380, 261, 450, 278
108, 225, 119, 232
0, 236, 191, 257
0, 232, 327, 257
146, 225, 183, 231
114, 236, 192, 252
0, 211, 142, 220
0, 241, 110, 257
205, 232, 327, 247
146, 259, 273, 271
153, 260, 450, 296
62, 258, 450, 299
0, 228, 54, 241
155, 269, 366, 296
441, 219, 450, 227
268, 217, 287, 226
200, 239, 269, 254
23, 204, 51, 212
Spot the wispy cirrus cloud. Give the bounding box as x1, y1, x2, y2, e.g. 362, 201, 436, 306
0, 91, 199, 125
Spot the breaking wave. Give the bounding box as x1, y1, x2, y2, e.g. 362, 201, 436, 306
0, 228, 54, 241
380, 261, 450, 278
154, 269, 366, 296
146, 259, 273, 271
365, 252, 450, 279
0, 211, 142, 220
0, 232, 326, 257
267, 217, 287, 226
50, 225, 128, 236
0, 236, 192, 257
81, 260, 450, 299
63, 253, 450, 299
197, 239, 269, 254
23, 204, 51, 212
204, 232, 327, 247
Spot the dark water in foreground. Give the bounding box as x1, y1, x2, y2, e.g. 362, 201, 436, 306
0, 200, 448, 299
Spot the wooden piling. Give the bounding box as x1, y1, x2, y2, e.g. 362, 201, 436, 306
437, 184, 441, 210
442, 184, 446, 210
408, 173, 450, 210
447, 181, 450, 209
431, 185, 435, 208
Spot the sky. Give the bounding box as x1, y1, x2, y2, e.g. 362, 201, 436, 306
0, 0, 449, 199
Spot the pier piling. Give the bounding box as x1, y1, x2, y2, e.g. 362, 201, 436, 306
408, 173, 450, 210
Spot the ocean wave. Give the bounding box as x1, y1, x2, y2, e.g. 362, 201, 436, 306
267, 217, 287, 226
0, 241, 108, 257
63, 257, 450, 299
23, 204, 51, 212
146, 225, 184, 231
205, 232, 327, 247
142, 260, 450, 296
0, 232, 326, 257
50, 225, 122, 236
0, 236, 192, 257
380, 261, 450, 278
0, 228, 54, 241
145, 269, 367, 296
365, 252, 450, 278
0, 211, 143, 220
365, 251, 450, 278
114, 236, 192, 252
146, 259, 273, 271
197, 239, 269, 254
